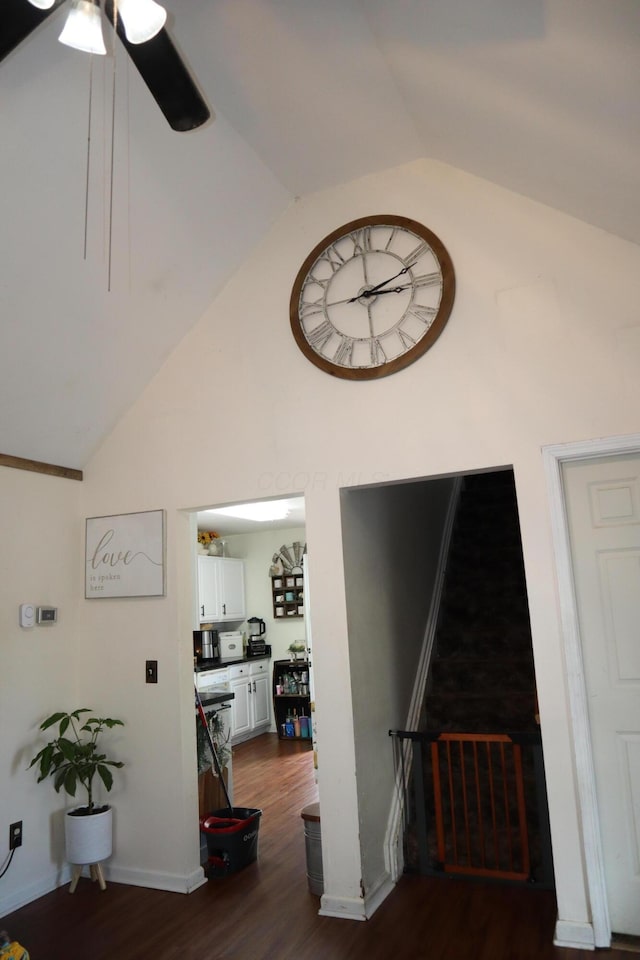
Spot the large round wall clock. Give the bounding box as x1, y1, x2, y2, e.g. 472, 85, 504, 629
289, 214, 455, 380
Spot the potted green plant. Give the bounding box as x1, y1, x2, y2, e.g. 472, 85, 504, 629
28, 709, 124, 872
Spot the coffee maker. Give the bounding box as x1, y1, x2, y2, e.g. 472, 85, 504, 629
246, 617, 266, 656
193, 629, 219, 663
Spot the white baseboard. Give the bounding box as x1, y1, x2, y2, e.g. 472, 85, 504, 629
554, 920, 596, 950
318, 895, 367, 920
103, 863, 207, 894
318, 875, 395, 921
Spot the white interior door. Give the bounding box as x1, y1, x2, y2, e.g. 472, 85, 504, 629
563, 453, 640, 936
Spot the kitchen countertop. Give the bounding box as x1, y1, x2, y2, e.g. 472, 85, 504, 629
195, 657, 245, 671
197, 686, 235, 708
194, 647, 271, 673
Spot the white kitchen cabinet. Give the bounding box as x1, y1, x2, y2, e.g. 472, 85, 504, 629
197, 556, 245, 623
218, 558, 245, 620
249, 660, 270, 728
197, 556, 219, 621
229, 660, 271, 744
230, 673, 251, 741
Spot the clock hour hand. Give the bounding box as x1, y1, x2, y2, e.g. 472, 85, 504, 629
347, 261, 417, 303
368, 285, 410, 296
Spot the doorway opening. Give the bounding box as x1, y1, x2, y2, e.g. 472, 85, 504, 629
340, 466, 551, 896
186, 493, 312, 868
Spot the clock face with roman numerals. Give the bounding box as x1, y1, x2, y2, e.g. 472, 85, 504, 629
289, 215, 455, 380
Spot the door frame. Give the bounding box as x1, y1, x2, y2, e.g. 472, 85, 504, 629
543, 432, 640, 948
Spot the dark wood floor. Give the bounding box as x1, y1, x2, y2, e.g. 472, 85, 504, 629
2, 733, 627, 959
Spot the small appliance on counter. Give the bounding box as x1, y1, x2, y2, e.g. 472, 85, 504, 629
193, 629, 219, 663
219, 631, 244, 660
246, 617, 267, 656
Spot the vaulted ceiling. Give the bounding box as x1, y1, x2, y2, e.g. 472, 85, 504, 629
2, 0, 639, 470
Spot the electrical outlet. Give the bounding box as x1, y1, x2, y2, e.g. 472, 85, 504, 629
145, 660, 158, 684
9, 821, 22, 850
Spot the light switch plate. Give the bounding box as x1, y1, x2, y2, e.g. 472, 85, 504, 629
146, 660, 158, 683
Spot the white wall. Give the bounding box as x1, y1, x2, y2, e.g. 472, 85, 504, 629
341, 477, 456, 897
4, 157, 640, 931
79, 157, 640, 925
0, 468, 81, 915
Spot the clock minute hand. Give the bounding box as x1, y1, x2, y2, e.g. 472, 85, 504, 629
347, 261, 417, 303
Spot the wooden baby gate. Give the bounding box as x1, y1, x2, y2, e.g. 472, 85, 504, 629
430, 732, 530, 880
390, 729, 544, 883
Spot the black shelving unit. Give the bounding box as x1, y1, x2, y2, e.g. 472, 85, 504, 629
272, 659, 311, 740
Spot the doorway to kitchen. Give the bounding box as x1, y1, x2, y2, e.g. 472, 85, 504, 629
188, 494, 313, 855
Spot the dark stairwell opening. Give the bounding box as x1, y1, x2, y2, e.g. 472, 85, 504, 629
398, 468, 554, 889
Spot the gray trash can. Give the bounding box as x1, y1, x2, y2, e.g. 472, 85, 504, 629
301, 802, 323, 896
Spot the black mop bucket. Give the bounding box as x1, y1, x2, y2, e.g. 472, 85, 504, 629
200, 807, 262, 876
195, 685, 262, 877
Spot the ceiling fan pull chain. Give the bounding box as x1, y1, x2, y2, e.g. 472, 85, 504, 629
107, 29, 117, 292
83, 54, 95, 261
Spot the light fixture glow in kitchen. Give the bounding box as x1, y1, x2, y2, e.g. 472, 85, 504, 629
26, 0, 56, 9
117, 0, 167, 44
208, 501, 291, 523
59, 0, 107, 55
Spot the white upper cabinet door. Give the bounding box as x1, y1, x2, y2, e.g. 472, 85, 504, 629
198, 555, 221, 622
219, 558, 245, 621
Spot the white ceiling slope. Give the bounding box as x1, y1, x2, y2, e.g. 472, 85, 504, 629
1, 0, 639, 469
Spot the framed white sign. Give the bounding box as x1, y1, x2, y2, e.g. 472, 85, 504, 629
85, 510, 166, 599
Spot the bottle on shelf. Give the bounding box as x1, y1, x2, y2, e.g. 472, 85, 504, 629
284, 710, 295, 738
293, 709, 300, 737
299, 712, 310, 738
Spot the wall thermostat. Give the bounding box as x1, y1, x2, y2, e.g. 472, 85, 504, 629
37, 606, 58, 624
19, 603, 36, 628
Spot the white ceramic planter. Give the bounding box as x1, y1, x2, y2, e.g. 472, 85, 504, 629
65, 805, 113, 864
